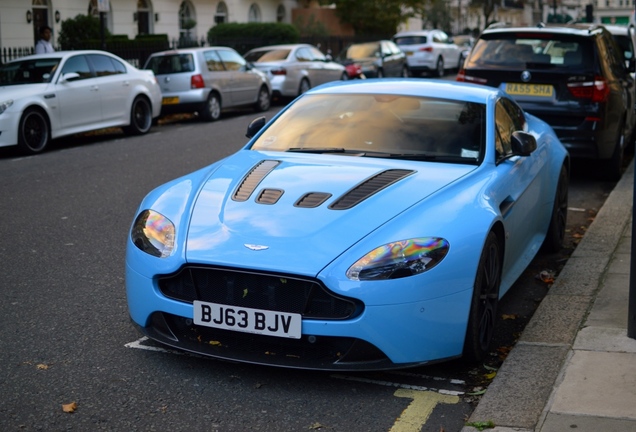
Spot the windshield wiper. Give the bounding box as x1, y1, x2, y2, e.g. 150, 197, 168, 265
286, 147, 347, 154
364, 152, 439, 161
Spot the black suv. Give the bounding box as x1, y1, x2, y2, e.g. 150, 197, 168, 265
458, 23, 635, 179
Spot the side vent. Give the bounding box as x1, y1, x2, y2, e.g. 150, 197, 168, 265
295, 192, 332, 208
256, 188, 284, 204
330, 169, 415, 210
233, 160, 280, 202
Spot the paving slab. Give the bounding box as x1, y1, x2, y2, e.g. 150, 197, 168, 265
547, 256, 609, 296
519, 294, 590, 345
540, 412, 636, 432
549, 350, 636, 419
573, 327, 636, 352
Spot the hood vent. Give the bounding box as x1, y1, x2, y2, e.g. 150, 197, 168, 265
233, 160, 280, 202
329, 169, 415, 210
256, 188, 284, 204
295, 192, 333, 208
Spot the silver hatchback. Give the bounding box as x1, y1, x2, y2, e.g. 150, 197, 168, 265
144, 47, 272, 121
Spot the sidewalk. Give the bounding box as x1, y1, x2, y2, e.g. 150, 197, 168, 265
462, 160, 636, 432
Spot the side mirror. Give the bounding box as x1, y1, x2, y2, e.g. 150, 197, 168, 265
60, 72, 80, 82
246, 116, 267, 139
511, 131, 537, 156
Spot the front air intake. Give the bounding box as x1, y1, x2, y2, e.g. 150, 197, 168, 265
233, 160, 280, 202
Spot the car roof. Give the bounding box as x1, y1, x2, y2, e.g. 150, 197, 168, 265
9, 50, 122, 62
149, 47, 236, 56
246, 44, 312, 52
308, 79, 502, 104
482, 23, 605, 37
393, 30, 439, 37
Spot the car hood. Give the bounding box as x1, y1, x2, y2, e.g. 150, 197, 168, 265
185, 151, 475, 276
0, 83, 51, 99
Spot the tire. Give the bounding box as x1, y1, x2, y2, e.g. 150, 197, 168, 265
435, 57, 444, 77
254, 86, 271, 113
400, 65, 409, 77
341, 72, 349, 81
18, 108, 49, 155
463, 231, 501, 363
201, 92, 221, 122
542, 165, 569, 253
603, 129, 625, 181
298, 79, 310, 96
376, 69, 384, 78
123, 96, 152, 135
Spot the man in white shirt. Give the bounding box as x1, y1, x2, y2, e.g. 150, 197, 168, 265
35, 26, 54, 54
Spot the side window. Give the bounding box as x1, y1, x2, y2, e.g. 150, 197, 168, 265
111, 58, 127, 74
204, 50, 224, 71
389, 42, 401, 55
296, 48, 311, 62
217, 49, 246, 71
494, 99, 517, 161
88, 54, 117, 77
603, 33, 627, 78
309, 47, 326, 61
60, 55, 93, 80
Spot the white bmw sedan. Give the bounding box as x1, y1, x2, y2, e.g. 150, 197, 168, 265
0, 50, 162, 155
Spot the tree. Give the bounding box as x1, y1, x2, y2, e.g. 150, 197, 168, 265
418, 0, 453, 33
330, 0, 424, 36
58, 14, 110, 49
468, 0, 497, 30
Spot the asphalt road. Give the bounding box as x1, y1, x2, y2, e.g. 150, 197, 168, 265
0, 95, 618, 432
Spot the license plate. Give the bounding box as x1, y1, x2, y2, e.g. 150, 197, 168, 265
162, 96, 179, 105
505, 83, 553, 97
405, 51, 414, 56
193, 301, 302, 339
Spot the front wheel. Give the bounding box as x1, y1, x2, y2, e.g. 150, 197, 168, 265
298, 78, 310, 96
254, 86, 271, 113
542, 165, 569, 252
463, 231, 501, 363
400, 65, 409, 77
341, 72, 349, 81
201, 92, 221, 122
18, 108, 50, 155
123, 96, 152, 135
435, 57, 444, 77
376, 69, 384, 78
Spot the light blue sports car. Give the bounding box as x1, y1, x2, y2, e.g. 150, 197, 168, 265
126, 79, 569, 370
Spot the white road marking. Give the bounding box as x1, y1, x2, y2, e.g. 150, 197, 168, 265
330, 374, 464, 396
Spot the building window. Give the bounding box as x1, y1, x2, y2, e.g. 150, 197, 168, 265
215, 2, 228, 24
179, 1, 196, 39
277, 5, 286, 22
248, 4, 261, 23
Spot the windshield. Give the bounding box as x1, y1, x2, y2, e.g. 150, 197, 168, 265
344, 43, 381, 59
251, 94, 485, 165
466, 34, 594, 70
244, 49, 291, 62
0, 58, 61, 85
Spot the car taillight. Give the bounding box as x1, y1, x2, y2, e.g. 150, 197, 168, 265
456, 70, 487, 84
271, 68, 287, 76
191, 74, 204, 89
567, 76, 609, 103
419, 46, 433, 52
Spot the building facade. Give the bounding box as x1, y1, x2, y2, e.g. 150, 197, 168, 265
2, 0, 300, 51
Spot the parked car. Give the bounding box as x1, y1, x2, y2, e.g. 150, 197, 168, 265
0, 50, 161, 155
458, 23, 636, 180
243, 44, 347, 99
393, 30, 464, 77
453, 34, 476, 66
144, 47, 271, 122
126, 79, 569, 370
337, 40, 408, 78
604, 24, 636, 74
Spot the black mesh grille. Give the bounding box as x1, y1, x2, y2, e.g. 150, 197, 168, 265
330, 169, 414, 210
158, 267, 361, 320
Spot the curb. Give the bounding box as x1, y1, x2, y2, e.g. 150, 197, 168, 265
461, 160, 634, 431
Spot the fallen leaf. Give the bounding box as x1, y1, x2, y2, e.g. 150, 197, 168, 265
62, 402, 77, 413
255, 382, 264, 389
467, 388, 487, 396
36, 364, 49, 370
208, 340, 221, 346
483, 364, 498, 372
484, 371, 497, 380
501, 314, 517, 320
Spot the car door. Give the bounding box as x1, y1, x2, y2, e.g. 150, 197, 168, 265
87, 54, 129, 123
491, 98, 548, 283
54, 54, 101, 131
296, 47, 322, 86
203, 50, 234, 106
217, 48, 260, 106
306, 46, 333, 85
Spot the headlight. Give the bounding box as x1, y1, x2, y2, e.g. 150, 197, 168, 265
346, 237, 449, 281
131, 210, 175, 258
0, 100, 14, 115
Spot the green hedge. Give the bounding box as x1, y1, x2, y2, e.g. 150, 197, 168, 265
207, 23, 299, 53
